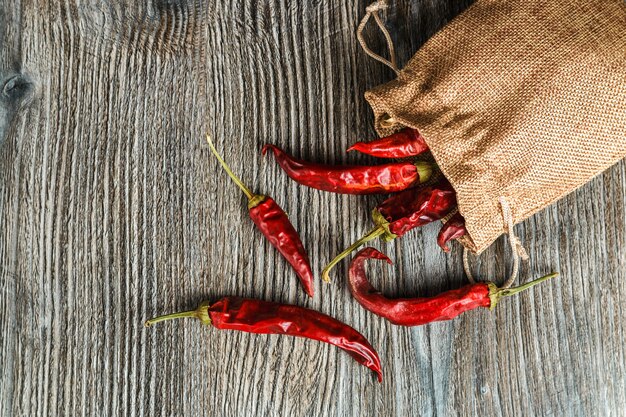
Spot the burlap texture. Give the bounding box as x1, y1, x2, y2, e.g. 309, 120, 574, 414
365, 0, 626, 253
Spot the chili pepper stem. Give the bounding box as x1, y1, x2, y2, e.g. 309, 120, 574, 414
488, 272, 559, 310
144, 302, 212, 327
322, 226, 386, 282
414, 161, 433, 183
206, 133, 256, 201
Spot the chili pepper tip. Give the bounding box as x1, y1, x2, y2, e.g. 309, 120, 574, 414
345, 143, 368, 154
437, 212, 467, 252
261, 144, 274, 156
357, 247, 393, 264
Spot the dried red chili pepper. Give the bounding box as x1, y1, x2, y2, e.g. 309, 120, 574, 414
206, 135, 315, 297
347, 128, 429, 159
262, 144, 432, 195
145, 296, 383, 381
322, 178, 457, 281
437, 212, 468, 252
348, 247, 557, 326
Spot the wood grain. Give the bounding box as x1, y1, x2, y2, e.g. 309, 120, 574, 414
1, 1, 625, 416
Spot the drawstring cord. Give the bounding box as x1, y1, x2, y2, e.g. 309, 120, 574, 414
463, 197, 529, 289
358, 3, 531, 290
356, 1, 400, 75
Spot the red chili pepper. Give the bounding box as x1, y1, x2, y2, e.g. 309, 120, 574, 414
322, 178, 457, 281
437, 212, 467, 252
206, 135, 315, 297
348, 248, 558, 326
144, 296, 383, 382
262, 144, 432, 195
347, 128, 429, 159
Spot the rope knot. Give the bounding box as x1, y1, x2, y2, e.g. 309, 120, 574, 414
510, 235, 530, 261
498, 196, 529, 261
366, 0, 388, 14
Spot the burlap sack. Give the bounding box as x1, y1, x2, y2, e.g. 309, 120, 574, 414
363, 0, 626, 254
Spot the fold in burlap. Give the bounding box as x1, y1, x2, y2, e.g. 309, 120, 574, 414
365, 0, 626, 253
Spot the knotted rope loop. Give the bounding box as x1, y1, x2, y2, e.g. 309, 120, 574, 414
463, 197, 529, 289
357, 1, 400, 75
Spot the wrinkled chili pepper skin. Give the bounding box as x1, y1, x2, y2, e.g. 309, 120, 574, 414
208, 297, 383, 381
378, 178, 457, 237
249, 197, 315, 297
205, 135, 314, 297
320, 178, 458, 282
348, 128, 429, 159
263, 144, 422, 195
348, 248, 490, 326
437, 212, 467, 252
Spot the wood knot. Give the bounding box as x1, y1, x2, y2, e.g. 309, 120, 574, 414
1, 74, 35, 146
2, 74, 33, 104
148, 0, 203, 55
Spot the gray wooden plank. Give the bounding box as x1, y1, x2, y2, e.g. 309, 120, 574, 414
1, 0, 625, 416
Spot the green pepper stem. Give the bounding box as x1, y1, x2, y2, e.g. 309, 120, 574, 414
144, 302, 212, 327
144, 310, 197, 327
206, 133, 255, 200
414, 161, 433, 184
489, 272, 558, 309
500, 272, 559, 298
322, 226, 386, 282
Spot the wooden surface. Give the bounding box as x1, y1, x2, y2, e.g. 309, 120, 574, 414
1, 1, 625, 416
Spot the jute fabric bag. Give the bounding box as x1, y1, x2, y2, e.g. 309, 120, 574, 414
362, 0, 626, 260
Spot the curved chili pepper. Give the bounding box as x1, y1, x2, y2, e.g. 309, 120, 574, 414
262, 144, 432, 195
347, 128, 429, 159
145, 296, 383, 382
348, 248, 558, 326
322, 178, 457, 281
206, 135, 315, 297
437, 212, 468, 252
